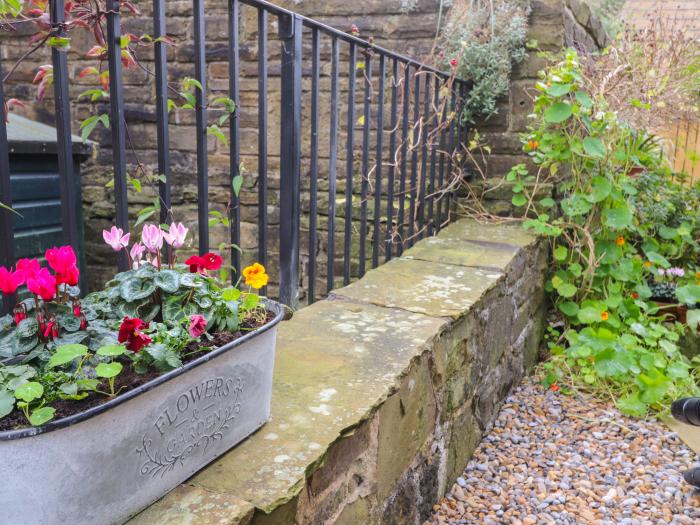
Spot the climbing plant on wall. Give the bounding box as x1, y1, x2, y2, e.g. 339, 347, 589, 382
508, 49, 700, 417
436, 0, 531, 123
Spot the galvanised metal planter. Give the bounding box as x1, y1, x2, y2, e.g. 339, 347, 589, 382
0, 301, 283, 525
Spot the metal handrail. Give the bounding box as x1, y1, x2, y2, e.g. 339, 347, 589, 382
0, 0, 471, 313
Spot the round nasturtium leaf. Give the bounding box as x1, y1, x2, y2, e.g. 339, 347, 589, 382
96, 344, 128, 357
48, 344, 89, 368
556, 283, 577, 298
28, 406, 55, 427
95, 362, 123, 379
583, 137, 606, 158
546, 83, 572, 97
544, 102, 573, 123
14, 381, 44, 403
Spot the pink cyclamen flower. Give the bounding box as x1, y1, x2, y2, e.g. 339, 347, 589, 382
668, 267, 685, 278
189, 314, 208, 338
0, 267, 24, 295
26, 268, 57, 301
163, 222, 189, 249
103, 226, 130, 252
141, 224, 163, 254
130, 242, 146, 267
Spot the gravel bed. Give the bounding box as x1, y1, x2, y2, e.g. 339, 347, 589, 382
427, 376, 700, 525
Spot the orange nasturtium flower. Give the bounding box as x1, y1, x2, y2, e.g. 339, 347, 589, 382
526, 139, 540, 151
615, 236, 625, 247
242, 263, 269, 289
600, 311, 609, 321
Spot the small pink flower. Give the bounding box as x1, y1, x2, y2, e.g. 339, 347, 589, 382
130, 242, 146, 268
189, 314, 208, 338
163, 222, 189, 249
103, 226, 130, 252
141, 224, 163, 254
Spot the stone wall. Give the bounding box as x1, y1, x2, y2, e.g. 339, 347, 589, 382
468, 0, 608, 217
127, 218, 548, 524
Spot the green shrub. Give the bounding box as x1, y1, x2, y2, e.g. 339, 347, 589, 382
508, 49, 700, 416
438, 0, 531, 123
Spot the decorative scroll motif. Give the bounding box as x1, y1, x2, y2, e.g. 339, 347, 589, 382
136, 376, 244, 478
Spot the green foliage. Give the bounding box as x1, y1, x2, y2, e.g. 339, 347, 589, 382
509, 49, 700, 416
438, 0, 531, 122
1, 261, 269, 428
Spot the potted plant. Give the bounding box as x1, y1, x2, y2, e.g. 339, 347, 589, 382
649, 267, 691, 323
0, 222, 282, 525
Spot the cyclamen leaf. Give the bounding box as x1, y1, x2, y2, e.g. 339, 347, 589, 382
0, 390, 14, 418
120, 277, 156, 302
154, 270, 180, 294
16, 317, 38, 339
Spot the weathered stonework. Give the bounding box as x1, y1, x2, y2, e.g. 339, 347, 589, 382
127, 218, 548, 524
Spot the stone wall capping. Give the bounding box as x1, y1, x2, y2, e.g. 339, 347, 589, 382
128, 219, 548, 524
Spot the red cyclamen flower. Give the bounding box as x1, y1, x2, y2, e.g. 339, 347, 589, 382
45, 246, 77, 275
16, 258, 41, 281
185, 252, 223, 274
26, 268, 57, 301
118, 316, 152, 352
189, 314, 208, 338
0, 266, 24, 295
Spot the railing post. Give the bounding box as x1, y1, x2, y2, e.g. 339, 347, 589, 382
106, 0, 129, 271
0, 63, 15, 315
51, 0, 79, 250
278, 13, 302, 308
193, 0, 209, 254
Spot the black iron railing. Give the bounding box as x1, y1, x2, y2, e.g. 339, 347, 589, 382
0, 0, 470, 310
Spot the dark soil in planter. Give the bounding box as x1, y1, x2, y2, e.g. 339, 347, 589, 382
0, 311, 275, 432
